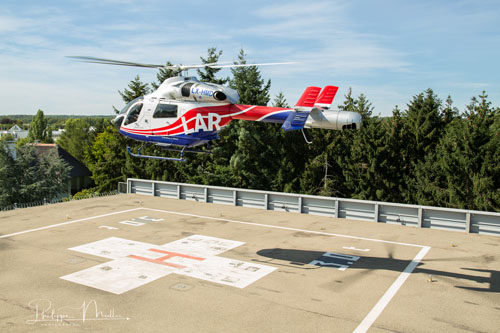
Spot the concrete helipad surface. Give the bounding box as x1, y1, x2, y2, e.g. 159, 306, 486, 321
1, 194, 499, 332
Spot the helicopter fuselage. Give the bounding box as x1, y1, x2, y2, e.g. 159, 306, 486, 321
112, 76, 362, 149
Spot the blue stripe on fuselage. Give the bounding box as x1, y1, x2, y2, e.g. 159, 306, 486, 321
120, 129, 219, 147
258, 111, 293, 124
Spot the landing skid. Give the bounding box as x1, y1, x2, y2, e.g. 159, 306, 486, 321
127, 144, 212, 162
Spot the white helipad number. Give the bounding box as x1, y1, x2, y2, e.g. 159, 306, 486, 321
119, 216, 164, 227
309, 252, 360, 271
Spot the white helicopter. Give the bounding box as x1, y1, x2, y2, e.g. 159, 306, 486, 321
69, 56, 362, 161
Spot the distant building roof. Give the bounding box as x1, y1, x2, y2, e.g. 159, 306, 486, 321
8, 125, 23, 132
32, 144, 91, 178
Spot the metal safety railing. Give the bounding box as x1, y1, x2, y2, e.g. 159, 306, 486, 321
0, 190, 121, 212
126, 178, 500, 237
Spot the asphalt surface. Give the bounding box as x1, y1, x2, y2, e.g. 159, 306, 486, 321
0, 194, 499, 332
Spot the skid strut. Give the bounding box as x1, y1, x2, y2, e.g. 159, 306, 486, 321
127, 144, 212, 162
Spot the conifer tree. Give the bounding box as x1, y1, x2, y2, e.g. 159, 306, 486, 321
381, 106, 408, 203
118, 75, 150, 104
230, 49, 271, 105
1, 144, 70, 204
0, 142, 17, 206
197, 47, 229, 85
402, 89, 443, 203
421, 92, 498, 210
272, 92, 289, 108
226, 49, 278, 189
151, 61, 182, 90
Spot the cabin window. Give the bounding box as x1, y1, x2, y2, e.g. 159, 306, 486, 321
124, 103, 143, 125
153, 104, 178, 118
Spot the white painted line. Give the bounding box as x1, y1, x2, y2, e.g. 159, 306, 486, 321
343, 246, 370, 252
142, 207, 426, 248
353, 246, 431, 333
0, 208, 143, 239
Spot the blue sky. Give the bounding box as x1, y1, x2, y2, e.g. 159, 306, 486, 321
1, 0, 499, 116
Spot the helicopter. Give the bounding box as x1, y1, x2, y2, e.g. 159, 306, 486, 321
69, 56, 362, 162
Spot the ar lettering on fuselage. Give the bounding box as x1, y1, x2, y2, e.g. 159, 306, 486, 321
181, 113, 222, 133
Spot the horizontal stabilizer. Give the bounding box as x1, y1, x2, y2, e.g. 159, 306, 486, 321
281, 111, 310, 131
315, 86, 338, 108
295, 86, 322, 108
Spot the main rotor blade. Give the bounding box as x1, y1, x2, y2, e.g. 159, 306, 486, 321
209, 62, 299, 68
66, 56, 166, 68
67, 56, 298, 71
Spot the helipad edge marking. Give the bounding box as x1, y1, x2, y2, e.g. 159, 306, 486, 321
142, 207, 426, 248
0, 208, 143, 239
353, 246, 431, 333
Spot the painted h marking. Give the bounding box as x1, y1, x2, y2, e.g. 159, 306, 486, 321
129, 249, 205, 269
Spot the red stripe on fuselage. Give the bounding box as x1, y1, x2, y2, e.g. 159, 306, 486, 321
121, 104, 292, 136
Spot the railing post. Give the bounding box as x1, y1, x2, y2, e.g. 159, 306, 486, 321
418, 207, 423, 228
264, 193, 269, 210
177, 185, 181, 199
374, 203, 379, 222
233, 190, 237, 206
334, 199, 339, 218
466, 212, 471, 233
152, 182, 155, 196
298, 196, 303, 214
204, 187, 208, 203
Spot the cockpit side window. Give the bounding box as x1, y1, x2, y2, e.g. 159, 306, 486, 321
119, 96, 143, 115
124, 103, 143, 125
153, 103, 178, 118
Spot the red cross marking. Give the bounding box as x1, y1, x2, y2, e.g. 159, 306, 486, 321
128, 248, 205, 269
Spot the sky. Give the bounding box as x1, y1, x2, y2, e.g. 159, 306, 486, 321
1, 0, 499, 117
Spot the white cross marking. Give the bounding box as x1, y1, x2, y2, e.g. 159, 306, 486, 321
60, 235, 276, 294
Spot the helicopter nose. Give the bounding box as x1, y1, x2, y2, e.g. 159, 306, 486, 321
112, 115, 124, 130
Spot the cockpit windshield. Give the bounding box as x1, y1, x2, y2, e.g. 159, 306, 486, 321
119, 97, 144, 115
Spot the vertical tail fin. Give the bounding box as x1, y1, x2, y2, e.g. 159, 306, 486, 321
295, 86, 322, 108
314, 86, 338, 108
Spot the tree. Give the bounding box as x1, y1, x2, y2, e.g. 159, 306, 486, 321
28, 109, 52, 143
0, 142, 17, 206
57, 118, 92, 165
226, 49, 280, 189
86, 125, 128, 192
197, 47, 229, 85
301, 88, 360, 197
272, 92, 289, 108
229, 49, 271, 105
151, 61, 182, 90
401, 89, 443, 203
0, 143, 70, 206
118, 75, 150, 105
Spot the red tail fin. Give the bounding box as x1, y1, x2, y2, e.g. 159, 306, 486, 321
295, 86, 321, 107
315, 86, 338, 107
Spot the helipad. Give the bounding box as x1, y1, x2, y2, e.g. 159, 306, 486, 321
1, 194, 499, 332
